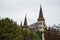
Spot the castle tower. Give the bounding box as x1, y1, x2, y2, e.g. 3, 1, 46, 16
38, 5, 46, 40
38, 5, 46, 32
23, 15, 29, 30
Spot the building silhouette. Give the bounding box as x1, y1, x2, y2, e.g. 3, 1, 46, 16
20, 5, 60, 40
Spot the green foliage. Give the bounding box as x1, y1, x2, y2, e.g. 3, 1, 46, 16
0, 17, 41, 40
0, 18, 23, 40
36, 28, 47, 40
22, 29, 41, 40
30, 32, 41, 40
22, 29, 30, 40
36, 31, 42, 40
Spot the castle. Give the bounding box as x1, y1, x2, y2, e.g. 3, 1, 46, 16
21, 5, 46, 32
20, 5, 60, 40
20, 5, 46, 40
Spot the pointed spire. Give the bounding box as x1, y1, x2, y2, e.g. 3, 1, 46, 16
39, 5, 43, 18
24, 15, 27, 26
23, 15, 28, 28
38, 5, 45, 21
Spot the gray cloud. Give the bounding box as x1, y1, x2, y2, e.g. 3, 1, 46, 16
0, 0, 60, 26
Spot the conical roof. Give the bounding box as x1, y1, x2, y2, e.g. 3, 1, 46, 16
38, 5, 45, 21
39, 5, 44, 18
23, 15, 28, 28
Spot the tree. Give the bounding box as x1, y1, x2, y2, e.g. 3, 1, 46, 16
0, 17, 41, 40
23, 29, 30, 40
23, 29, 41, 40
36, 31, 42, 40
0, 18, 23, 40
30, 32, 41, 40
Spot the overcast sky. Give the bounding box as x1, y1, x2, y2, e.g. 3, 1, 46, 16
0, 0, 60, 26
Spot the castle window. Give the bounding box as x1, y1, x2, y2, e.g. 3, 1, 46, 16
39, 22, 42, 25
